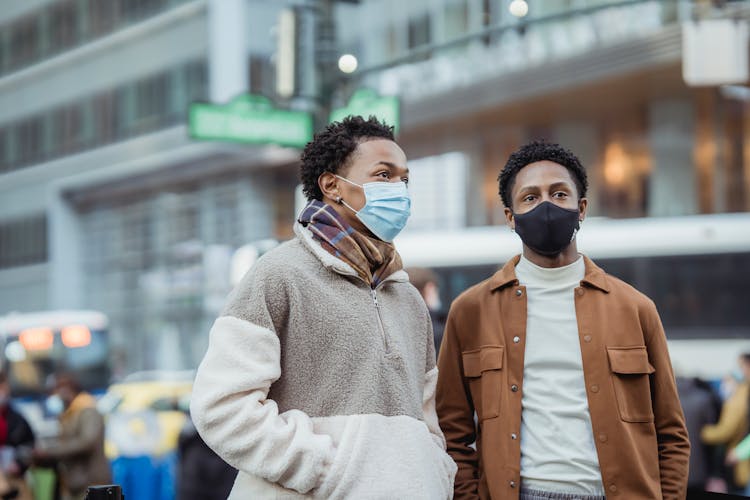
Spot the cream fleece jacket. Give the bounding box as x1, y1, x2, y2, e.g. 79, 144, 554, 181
191, 222, 456, 499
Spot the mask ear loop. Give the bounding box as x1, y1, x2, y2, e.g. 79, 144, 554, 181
333, 175, 362, 214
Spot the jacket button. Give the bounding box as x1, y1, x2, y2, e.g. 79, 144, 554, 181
515, 289, 523, 296
599, 433, 608, 442
583, 335, 592, 343
577, 288, 584, 296
511, 384, 519, 392
513, 336, 520, 343
590, 384, 599, 393
511, 433, 517, 440
510, 480, 516, 488
609, 484, 617, 493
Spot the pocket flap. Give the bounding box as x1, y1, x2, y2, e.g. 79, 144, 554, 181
462, 346, 504, 378
607, 346, 655, 375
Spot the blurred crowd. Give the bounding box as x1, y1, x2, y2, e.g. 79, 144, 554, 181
0, 370, 236, 500
680, 353, 750, 496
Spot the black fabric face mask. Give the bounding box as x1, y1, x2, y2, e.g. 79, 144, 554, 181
513, 201, 580, 256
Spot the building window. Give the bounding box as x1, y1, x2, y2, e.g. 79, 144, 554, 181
0, 129, 8, 172
444, 1, 469, 39
0, 58, 205, 175
0, 0, 185, 77
184, 60, 208, 103
88, 0, 120, 37
597, 136, 651, 218
9, 16, 39, 70
0, 215, 48, 269
248, 56, 273, 98
134, 72, 170, 132
93, 91, 118, 145
408, 14, 432, 49
53, 104, 84, 155
49, 0, 80, 54
15, 116, 46, 167
119, 0, 170, 22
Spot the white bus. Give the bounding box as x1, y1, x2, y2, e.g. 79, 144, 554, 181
395, 212, 750, 380
0, 310, 112, 436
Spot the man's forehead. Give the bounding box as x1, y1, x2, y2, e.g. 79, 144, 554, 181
514, 161, 575, 187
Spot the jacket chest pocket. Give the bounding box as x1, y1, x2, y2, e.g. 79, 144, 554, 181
462, 346, 504, 420
607, 346, 655, 423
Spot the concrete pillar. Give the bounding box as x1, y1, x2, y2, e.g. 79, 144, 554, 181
208, 0, 248, 103
48, 188, 83, 309
648, 99, 697, 216
237, 175, 275, 243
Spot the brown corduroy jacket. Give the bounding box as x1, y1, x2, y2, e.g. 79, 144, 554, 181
436, 255, 690, 500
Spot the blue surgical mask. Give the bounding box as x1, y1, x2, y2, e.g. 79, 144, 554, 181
336, 175, 411, 242
46, 394, 64, 416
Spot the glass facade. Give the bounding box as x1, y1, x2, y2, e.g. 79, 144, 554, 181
0, 214, 47, 269
0, 59, 207, 173
0, 0, 192, 76
76, 169, 294, 369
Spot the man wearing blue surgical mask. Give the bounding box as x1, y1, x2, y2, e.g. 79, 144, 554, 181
191, 116, 456, 498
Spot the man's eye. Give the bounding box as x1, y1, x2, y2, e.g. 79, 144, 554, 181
402, 178, 409, 185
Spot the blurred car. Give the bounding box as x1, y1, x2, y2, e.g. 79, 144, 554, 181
97, 370, 194, 459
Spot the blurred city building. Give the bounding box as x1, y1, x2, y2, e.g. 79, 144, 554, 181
0, 0, 748, 372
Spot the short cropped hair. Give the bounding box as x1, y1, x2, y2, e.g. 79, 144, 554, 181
300, 116, 395, 201
498, 140, 588, 209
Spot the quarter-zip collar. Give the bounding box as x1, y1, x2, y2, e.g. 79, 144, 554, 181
294, 222, 409, 287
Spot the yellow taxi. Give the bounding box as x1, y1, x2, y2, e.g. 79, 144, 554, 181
97, 371, 193, 459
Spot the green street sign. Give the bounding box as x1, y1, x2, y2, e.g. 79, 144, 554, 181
189, 94, 313, 148
329, 89, 400, 132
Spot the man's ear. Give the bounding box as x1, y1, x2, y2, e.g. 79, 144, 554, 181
578, 197, 588, 222
504, 206, 515, 231
318, 172, 340, 203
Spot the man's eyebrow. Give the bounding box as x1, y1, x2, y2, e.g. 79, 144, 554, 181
548, 181, 574, 190
375, 161, 409, 173
517, 180, 573, 191
518, 181, 573, 193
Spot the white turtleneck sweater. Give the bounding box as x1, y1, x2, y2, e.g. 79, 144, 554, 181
515, 255, 604, 495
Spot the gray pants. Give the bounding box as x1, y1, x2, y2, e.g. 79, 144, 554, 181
519, 487, 606, 500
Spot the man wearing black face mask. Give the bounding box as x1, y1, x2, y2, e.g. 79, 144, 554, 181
436, 141, 689, 500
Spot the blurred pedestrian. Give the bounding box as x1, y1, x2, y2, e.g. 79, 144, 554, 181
676, 375, 720, 495
405, 266, 447, 355
0, 371, 34, 500
702, 353, 750, 493
32, 373, 111, 500
190, 116, 456, 498
727, 432, 750, 496
176, 413, 236, 500
437, 141, 689, 499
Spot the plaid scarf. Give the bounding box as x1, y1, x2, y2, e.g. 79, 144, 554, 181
298, 200, 403, 287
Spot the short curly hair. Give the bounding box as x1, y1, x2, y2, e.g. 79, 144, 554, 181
300, 116, 395, 201
498, 140, 588, 209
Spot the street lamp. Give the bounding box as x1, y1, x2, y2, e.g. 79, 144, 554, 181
338, 53, 358, 74
509, 0, 529, 18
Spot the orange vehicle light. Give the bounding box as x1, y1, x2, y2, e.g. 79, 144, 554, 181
19, 327, 54, 351
61, 325, 92, 348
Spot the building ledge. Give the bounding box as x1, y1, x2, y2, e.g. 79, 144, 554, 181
402, 24, 683, 130
0, 1, 206, 94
